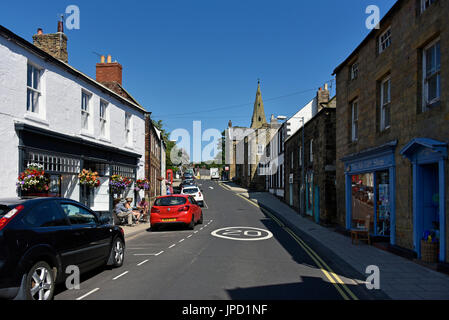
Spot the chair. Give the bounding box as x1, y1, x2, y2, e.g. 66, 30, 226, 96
351, 215, 371, 245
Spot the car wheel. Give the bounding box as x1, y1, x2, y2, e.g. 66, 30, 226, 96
188, 216, 195, 230
198, 212, 204, 225
107, 237, 125, 267
16, 261, 55, 301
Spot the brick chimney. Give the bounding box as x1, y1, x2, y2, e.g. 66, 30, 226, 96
96, 54, 123, 86
32, 20, 68, 63
317, 83, 330, 113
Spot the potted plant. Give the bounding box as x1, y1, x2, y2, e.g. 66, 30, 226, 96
135, 179, 150, 192
78, 169, 101, 188
17, 164, 50, 195
110, 175, 133, 195
421, 230, 439, 263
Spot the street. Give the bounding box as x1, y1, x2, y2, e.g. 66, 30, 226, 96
54, 180, 382, 300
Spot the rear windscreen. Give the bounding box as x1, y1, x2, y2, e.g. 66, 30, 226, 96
0, 205, 12, 218
183, 188, 198, 194
154, 197, 187, 207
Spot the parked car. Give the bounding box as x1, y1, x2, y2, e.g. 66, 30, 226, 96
150, 195, 203, 231
0, 197, 125, 300
180, 179, 196, 189
182, 172, 194, 180
181, 186, 204, 207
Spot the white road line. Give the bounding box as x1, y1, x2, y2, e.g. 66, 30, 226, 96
194, 231, 198, 234
169, 244, 176, 249
137, 259, 149, 266
187, 235, 193, 238
76, 288, 100, 301
113, 271, 129, 280
179, 239, 185, 243
155, 251, 164, 256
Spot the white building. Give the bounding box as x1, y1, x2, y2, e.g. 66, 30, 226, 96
265, 84, 330, 199
0, 24, 148, 215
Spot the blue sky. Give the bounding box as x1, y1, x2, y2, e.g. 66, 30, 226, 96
1, 0, 396, 159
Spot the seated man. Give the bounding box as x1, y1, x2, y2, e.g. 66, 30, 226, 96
124, 198, 141, 224
114, 199, 134, 226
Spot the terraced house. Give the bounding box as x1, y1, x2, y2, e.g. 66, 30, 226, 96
0, 22, 148, 217
334, 0, 449, 265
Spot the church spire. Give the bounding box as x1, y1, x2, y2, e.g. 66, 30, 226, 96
251, 80, 267, 129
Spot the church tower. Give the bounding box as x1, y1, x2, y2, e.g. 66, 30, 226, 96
250, 80, 267, 129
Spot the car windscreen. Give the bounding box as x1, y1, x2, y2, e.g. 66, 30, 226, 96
154, 197, 187, 207
182, 188, 199, 195
0, 205, 12, 218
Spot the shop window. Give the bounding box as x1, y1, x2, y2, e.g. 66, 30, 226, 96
376, 171, 391, 236
351, 173, 374, 230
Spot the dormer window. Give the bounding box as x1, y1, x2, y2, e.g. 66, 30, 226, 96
379, 28, 391, 54
421, 0, 436, 13
350, 62, 359, 80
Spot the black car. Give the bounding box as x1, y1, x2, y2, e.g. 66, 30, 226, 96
0, 197, 125, 300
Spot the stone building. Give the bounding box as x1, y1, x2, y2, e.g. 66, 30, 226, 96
226, 81, 278, 191
284, 90, 336, 225
145, 118, 162, 200
334, 0, 449, 264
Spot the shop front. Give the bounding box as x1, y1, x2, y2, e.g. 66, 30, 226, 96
400, 138, 447, 262
16, 123, 142, 219
342, 141, 397, 245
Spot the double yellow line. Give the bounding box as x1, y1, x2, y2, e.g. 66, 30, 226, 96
234, 192, 359, 301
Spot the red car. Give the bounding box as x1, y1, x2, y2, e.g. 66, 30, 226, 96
150, 195, 203, 231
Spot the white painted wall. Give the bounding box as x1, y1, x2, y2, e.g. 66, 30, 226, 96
0, 34, 146, 199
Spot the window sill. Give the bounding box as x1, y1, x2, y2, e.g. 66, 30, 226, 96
99, 137, 111, 144
24, 113, 49, 126
80, 131, 96, 139
124, 145, 134, 151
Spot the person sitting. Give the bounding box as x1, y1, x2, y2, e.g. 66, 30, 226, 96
137, 198, 150, 222
125, 198, 141, 225
113, 199, 134, 226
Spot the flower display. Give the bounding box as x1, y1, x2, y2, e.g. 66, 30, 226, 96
17, 165, 50, 192
110, 175, 133, 193
135, 179, 150, 192
78, 169, 101, 188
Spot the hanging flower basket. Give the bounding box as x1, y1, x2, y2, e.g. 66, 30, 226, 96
17, 164, 50, 193
78, 169, 101, 188
135, 179, 150, 192
110, 175, 133, 194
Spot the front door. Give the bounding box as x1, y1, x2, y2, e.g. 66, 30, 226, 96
420, 164, 439, 241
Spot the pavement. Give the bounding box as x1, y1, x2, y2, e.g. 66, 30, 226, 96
121, 221, 152, 239
218, 181, 449, 300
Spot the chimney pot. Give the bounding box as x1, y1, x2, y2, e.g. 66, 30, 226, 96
37, 28, 43, 35
107, 55, 112, 63
100, 55, 105, 64
57, 20, 64, 33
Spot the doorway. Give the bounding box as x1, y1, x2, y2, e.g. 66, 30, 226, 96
419, 164, 440, 243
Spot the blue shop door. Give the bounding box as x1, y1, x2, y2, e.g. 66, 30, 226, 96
421, 164, 439, 239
